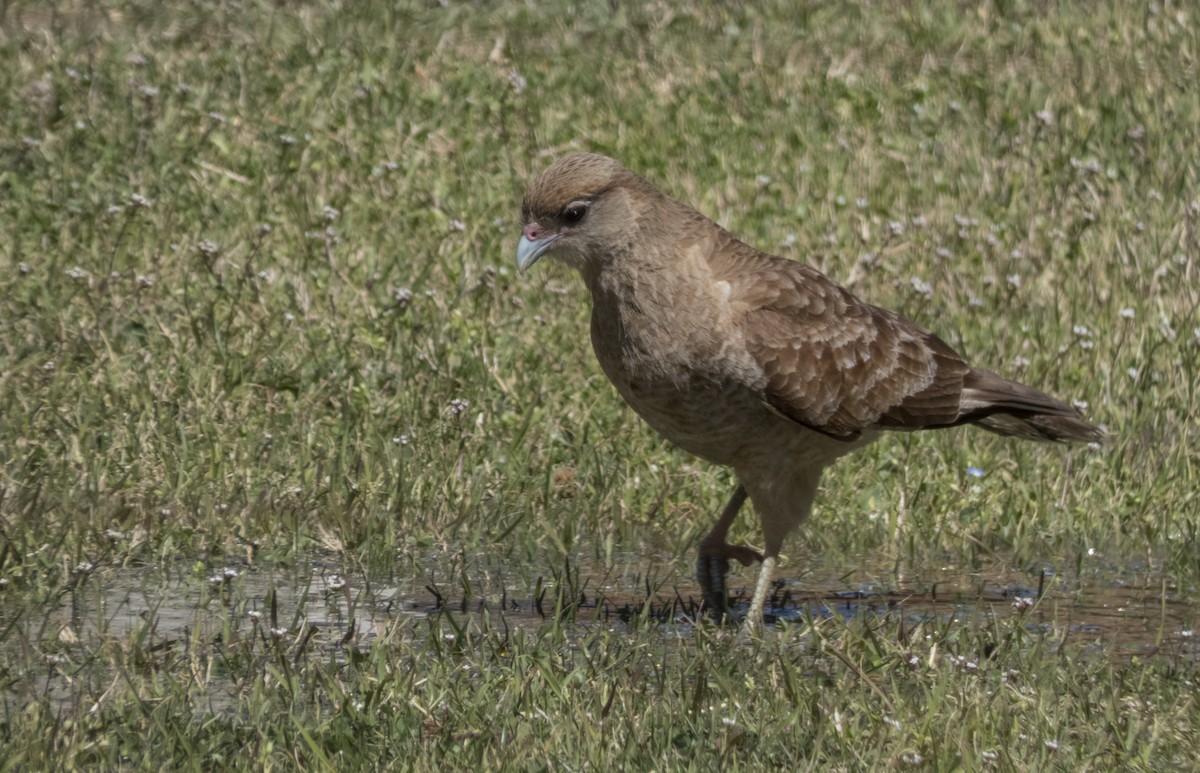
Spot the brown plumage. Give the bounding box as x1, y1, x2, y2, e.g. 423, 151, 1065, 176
517, 153, 1102, 626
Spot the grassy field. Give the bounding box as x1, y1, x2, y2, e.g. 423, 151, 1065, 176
1, 0, 1198, 768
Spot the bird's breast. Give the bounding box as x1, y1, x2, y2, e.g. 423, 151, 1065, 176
586, 279, 775, 465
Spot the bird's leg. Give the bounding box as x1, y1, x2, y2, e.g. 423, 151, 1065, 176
740, 469, 821, 630
744, 554, 778, 630
696, 485, 762, 620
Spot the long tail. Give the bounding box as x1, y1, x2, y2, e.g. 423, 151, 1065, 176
960, 369, 1104, 443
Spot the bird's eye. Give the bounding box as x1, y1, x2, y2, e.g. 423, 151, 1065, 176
563, 205, 587, 223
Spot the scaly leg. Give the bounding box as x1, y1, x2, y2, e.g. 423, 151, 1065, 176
740, 467, 823, 630
744, 554, 777, 631
696, 485, 762, 620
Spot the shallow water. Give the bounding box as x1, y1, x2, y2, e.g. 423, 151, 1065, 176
2, 551, 1196, 714
18, 552, 1200, 651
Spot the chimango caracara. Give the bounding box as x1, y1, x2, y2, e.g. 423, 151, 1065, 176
517, 153, 1102, 626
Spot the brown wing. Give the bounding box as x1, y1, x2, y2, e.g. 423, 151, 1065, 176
717, 240, 972, 440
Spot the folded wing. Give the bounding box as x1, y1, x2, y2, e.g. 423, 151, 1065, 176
717, 242, 1100, 443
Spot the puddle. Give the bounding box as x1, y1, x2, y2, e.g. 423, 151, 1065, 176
2, 552, 1197, 714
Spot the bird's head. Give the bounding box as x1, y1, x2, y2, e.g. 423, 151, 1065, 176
517, 153, 644, 274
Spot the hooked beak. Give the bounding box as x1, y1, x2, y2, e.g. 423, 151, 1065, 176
516, 231, 560, 273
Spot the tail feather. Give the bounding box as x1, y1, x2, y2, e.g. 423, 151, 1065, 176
961, 369, 1104, 444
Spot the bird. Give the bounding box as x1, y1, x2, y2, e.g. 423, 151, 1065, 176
516, 152, 1102, 627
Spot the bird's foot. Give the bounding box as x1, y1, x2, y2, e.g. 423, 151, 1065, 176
696, 540, 763, 621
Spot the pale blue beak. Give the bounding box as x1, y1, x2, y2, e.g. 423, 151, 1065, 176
516, 233, 559, 273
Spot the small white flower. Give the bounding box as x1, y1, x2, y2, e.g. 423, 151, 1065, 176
1072, 324, 1092, 338
1035, 109, 1053, 126
1127, 367, 1140, 380
1119, 307, 1135, 320
322, 206, 340, 222
1013, 596, 1035, 610
1044, 740, 1059, 751
1072, 399, 1089, 412
1006, 273, 1021, 289
507, 69, 527, 94
1012, 356, 1031, 370
755, 174, 772, 187
910, 277, 933, 297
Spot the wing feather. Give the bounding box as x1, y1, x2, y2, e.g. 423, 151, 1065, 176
718, 243, 972, 439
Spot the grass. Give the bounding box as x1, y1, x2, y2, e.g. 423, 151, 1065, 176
1, 0, 1198, 768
